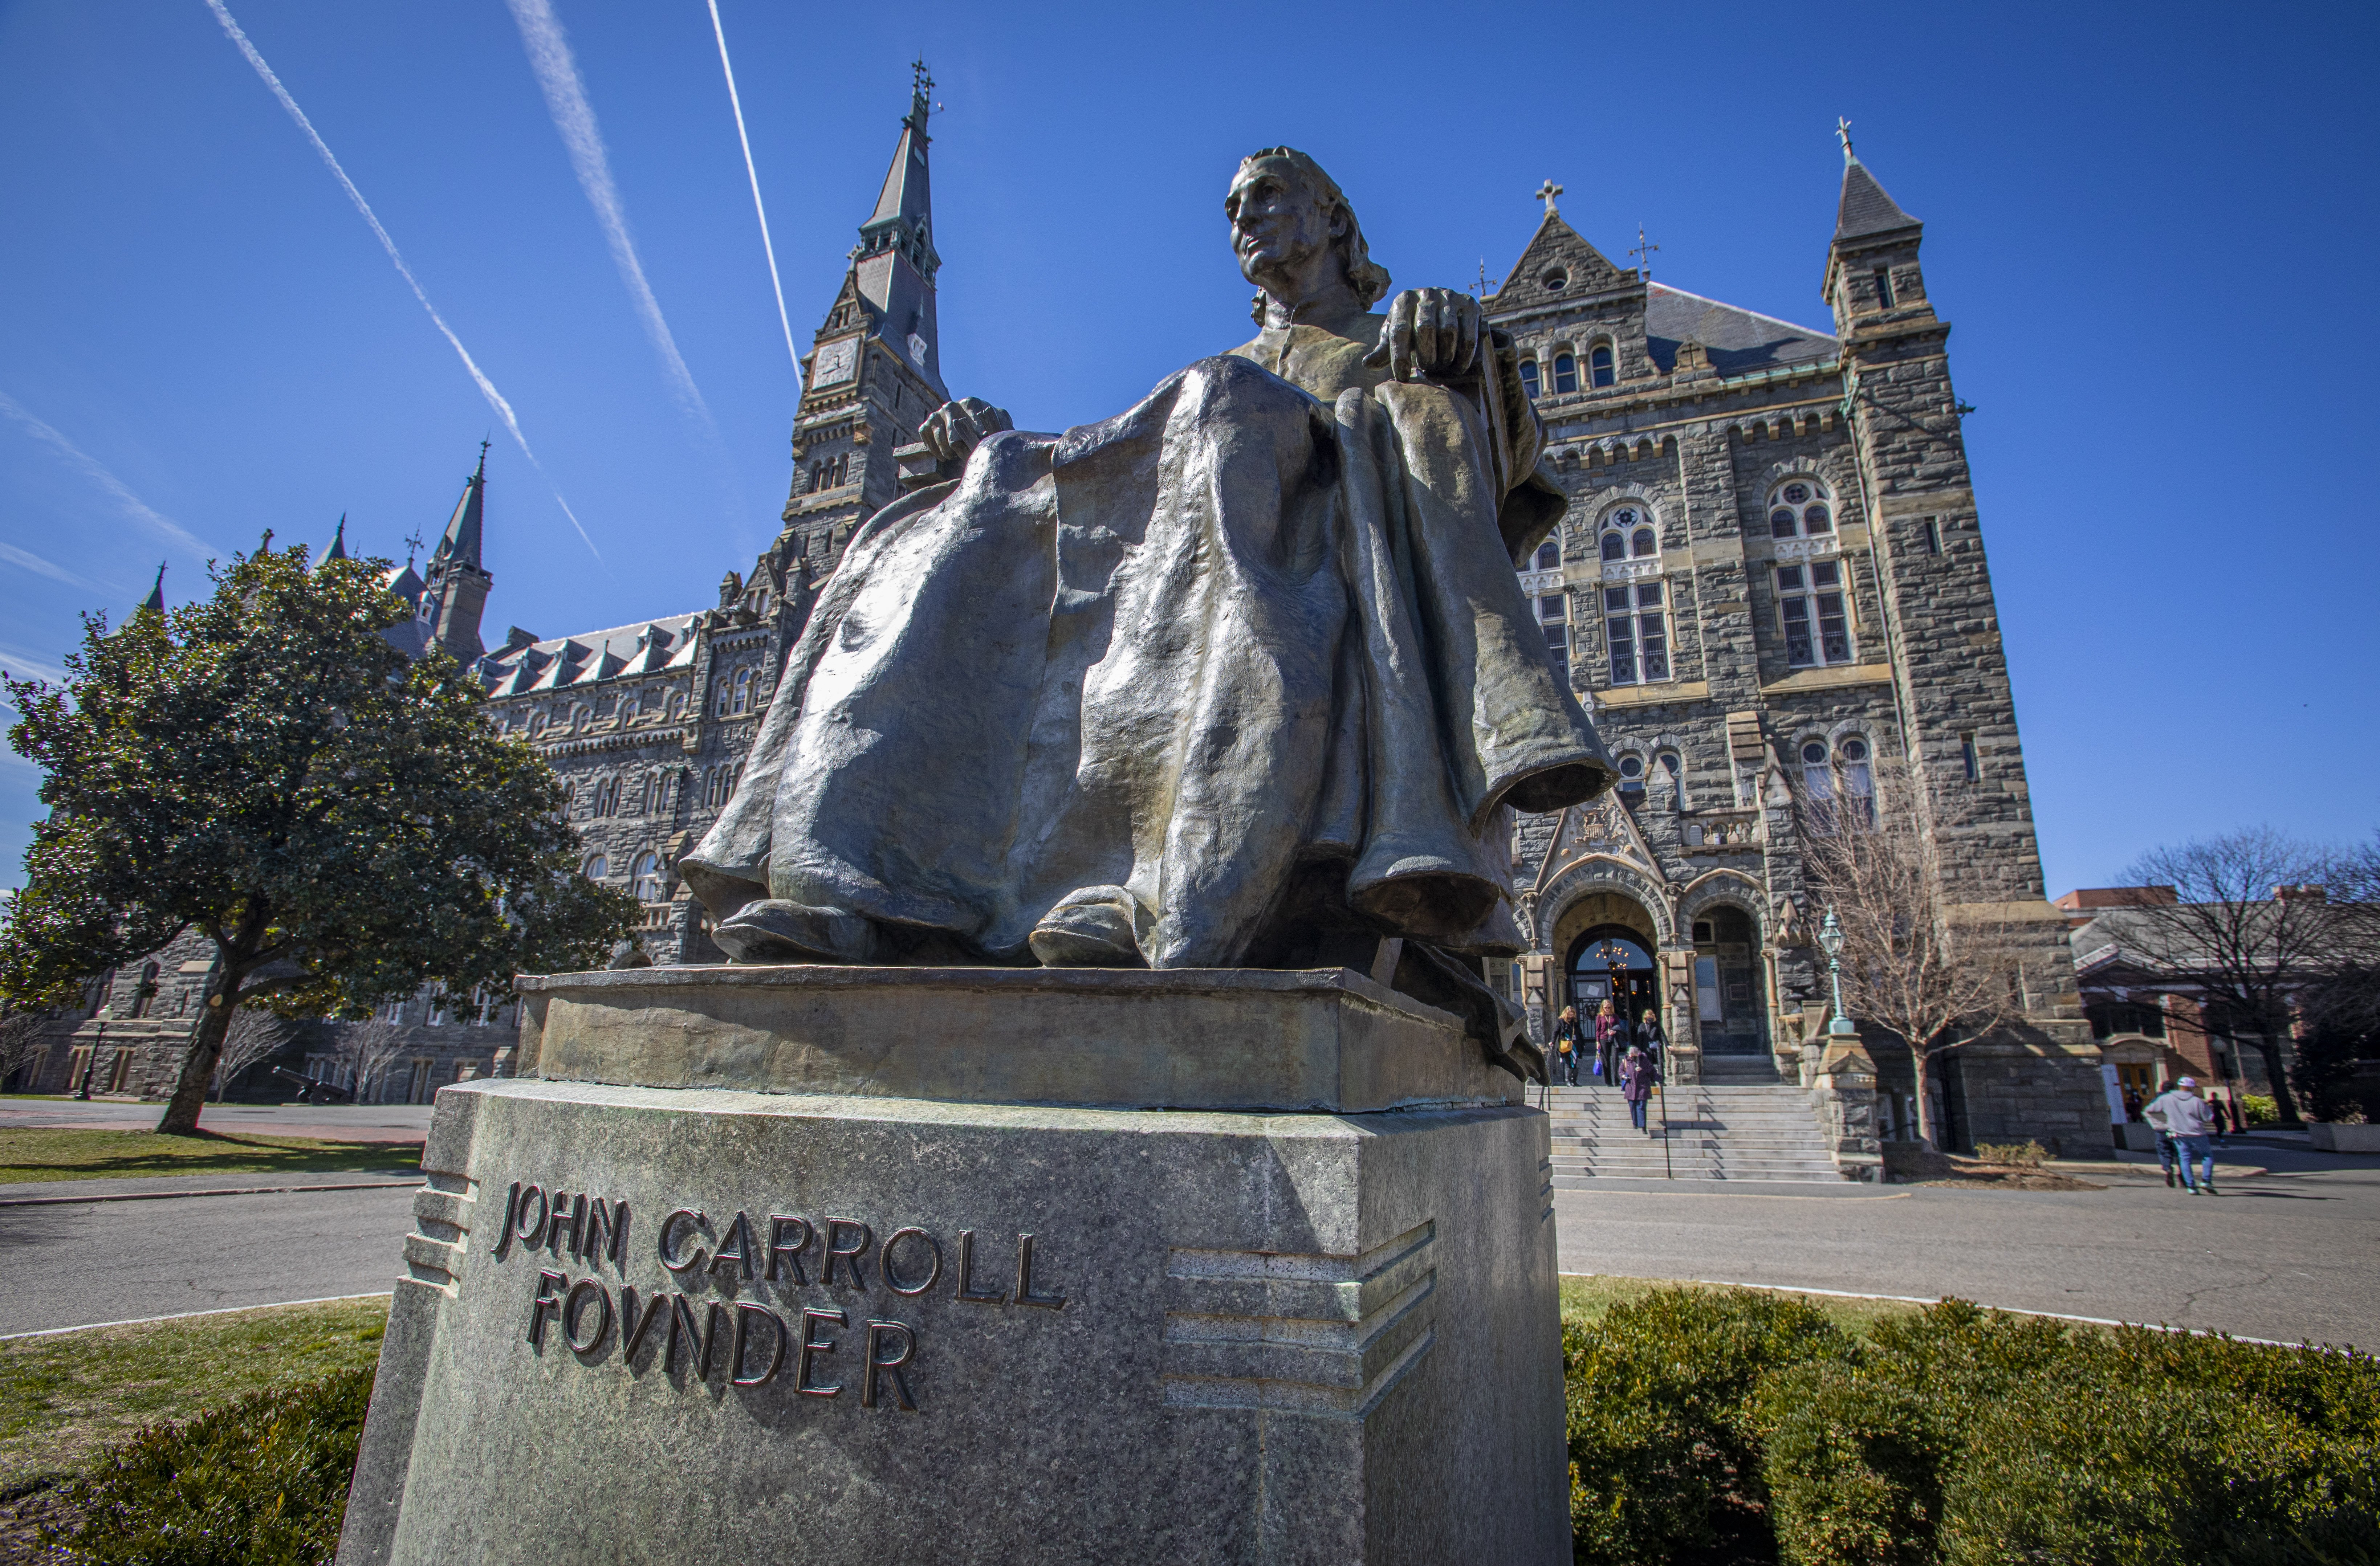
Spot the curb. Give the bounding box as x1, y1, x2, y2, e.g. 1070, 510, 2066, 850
0, 1177, 420, 1208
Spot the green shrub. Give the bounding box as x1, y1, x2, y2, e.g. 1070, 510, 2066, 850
1754, 1301, 2380, 1566
2242, 1093, 2281, 1127
1565, 1285, 1851, 1564
49, 1366, 371, 1565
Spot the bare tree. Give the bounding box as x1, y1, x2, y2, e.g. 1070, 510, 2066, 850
0, 1008, 51, 1092
331, 1014, 411, 1105
211, 1006, 293, 1101
2112, 829, 2343, 1126
1799, 764, 2023, 1149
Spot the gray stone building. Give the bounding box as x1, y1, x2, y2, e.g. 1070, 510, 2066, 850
1481, 143, 2104, 1151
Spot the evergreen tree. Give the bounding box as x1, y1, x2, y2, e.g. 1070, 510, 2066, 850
0, 539, 635, 1134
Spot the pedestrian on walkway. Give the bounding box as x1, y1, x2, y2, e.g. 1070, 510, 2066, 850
1553, 1006, 1580, 1088
1594, 1000, 1622, 1085
2140, 1081, 2178, 1186
1618, 1043, 1659, 1134
2146, 1077, 2220, 1195
1635, 1007, 1664, 1070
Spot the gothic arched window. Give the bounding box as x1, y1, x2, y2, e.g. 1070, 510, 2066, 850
1533, 539, 1560, 572
1599, 505, 1657, 562
1768, 478, 1835, 539
632, 852, 664, 902
1518, 359, 1541, 400
586, 853, 610, 881
1552, 352, 1578, 394
1589, 343, 1615, 388
732, 668, 753, 715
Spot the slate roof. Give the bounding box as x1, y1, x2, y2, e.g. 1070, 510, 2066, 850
1643, 284, 1836, 376
476, 615, 705, 697
1835, 157, 1921, 241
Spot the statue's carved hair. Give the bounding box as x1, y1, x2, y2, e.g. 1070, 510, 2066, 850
1237, 146, 1393, 321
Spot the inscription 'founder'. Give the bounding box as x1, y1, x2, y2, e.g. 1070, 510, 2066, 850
680, 147, 1612, 1045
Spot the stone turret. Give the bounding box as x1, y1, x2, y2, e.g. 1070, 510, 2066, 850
418, 444, 493, 663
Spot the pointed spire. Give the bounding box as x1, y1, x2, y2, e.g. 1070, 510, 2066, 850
324, 514, 349, 564
1834, 133, 1921, 241
431, 441, 489, 574
842, 67, 945, 396
869, 61, 934, 232
138, 562, 166, 616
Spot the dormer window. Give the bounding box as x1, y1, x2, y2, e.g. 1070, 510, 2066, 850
1589, 344, 1615, 388
1553, 353, 1578, 394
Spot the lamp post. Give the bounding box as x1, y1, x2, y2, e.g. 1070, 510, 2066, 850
1819, 908, 1856, 1038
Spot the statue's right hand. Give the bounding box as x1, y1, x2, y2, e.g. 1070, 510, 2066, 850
920, 398, 1014, 464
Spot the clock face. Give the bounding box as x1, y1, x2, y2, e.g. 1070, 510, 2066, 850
811, 337, 858, 389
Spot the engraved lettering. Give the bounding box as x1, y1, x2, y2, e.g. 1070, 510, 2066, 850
564, 1278, 612, 1353
547, 1191, 583, 1256
862, 1319, 919, 1411
668, 1294, 725, 1378
731, 1302, 788, 1386
493, 1181, 521, 1256
621, 1285, 670, 1363
581, 1197, 628, 1269
513, 1184, 549, 1247
796, 1307, 847, 1396
526, 1268, 567, 1347
1015, 1233, 1067, 1310
821, 1218, 873, 1290
659, 1208, 709, 1276
956, 1229, 1007, 1304
711, 1210, 756, 1285
880, 1227, 942, 1297
765, 1215, 812, 1284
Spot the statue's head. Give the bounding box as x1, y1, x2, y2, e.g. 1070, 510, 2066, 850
1226, 148, 1392, 315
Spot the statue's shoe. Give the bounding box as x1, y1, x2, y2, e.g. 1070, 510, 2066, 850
1028, 888, 1147, 968
712, 900, 876, 964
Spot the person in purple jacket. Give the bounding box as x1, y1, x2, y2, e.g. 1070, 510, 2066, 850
1618, 1043, 1660, 1135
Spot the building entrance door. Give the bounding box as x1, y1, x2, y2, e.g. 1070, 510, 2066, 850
1565, 927, 1658, 1031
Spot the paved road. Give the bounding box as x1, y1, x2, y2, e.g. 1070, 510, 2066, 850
1557, 1146, 2380, 1348
0, 1184, 414, 1336
0, 1099, 432, 1142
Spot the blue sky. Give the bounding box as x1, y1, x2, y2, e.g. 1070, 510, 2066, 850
1, 0, 2373, 898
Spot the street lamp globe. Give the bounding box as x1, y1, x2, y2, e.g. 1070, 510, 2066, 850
1818, 906, 1856, 1037
1818, 908, 1844, 961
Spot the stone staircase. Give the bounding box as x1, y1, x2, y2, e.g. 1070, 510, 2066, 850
1543, 1075, 1846, 1184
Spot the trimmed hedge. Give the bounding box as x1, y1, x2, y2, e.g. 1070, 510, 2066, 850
1567, 1289, 2380, 1566
47, 1366, 372, 1565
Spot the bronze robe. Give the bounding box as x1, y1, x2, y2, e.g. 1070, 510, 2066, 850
681, 311, 1612, 967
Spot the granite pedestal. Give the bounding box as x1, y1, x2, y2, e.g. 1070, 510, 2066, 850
337, 967, 1568, 1565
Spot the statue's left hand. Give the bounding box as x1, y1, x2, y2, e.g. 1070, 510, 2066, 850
920, 397, 1014, 465
1363, 287, 1482, 382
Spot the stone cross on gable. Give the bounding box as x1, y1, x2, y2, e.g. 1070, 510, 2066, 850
1535, 180, 1563, 216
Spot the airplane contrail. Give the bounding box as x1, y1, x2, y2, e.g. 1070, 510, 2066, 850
201, 0, 604, 565
504, 0, 720, 435
0, 391, 219, 560
0, 539, 108, 595
706, 0, 800, 378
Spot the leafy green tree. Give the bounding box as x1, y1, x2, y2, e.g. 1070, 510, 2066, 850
0, 540, 635, 1134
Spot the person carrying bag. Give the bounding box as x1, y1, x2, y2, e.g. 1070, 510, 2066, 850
1552, 1005, 1581, 1088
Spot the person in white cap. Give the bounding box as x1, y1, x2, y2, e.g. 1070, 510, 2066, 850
2145, 1076, 2220, 1195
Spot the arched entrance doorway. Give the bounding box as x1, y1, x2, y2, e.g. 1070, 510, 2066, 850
1563, 926, 1658, 1026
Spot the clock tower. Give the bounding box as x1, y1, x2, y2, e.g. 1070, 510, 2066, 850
775, 63, 949, 580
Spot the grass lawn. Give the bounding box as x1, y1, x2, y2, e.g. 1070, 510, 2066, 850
1561, 1273, 1928, 1338
0, 1127, 421, 1185
0, 1296, 390, 1490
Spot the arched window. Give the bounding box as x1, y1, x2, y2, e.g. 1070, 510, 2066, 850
1838, 736, 1875, 826
1599, 505, 1657, 562
1767, 479, 1835, 539
732, 668, 754, 715
1616, 753, 1645, 795
1552, 353, 1578, 394
618, 700, 638, 726
1589, 343, 1615, 388
1657, 750, 1685, 807
716, 679, 733, 717
571, 706, 589, 734
1631, 525, 1656, 559
586, 853, 610, 881
664, 690, 683, 720
1600, 530, 1626, 562
526, 710, 546, 736
632, 852, 664, 902
1533, 539, 1560, 572
133, 961, 160, 1018
1518, 360, 1541, 400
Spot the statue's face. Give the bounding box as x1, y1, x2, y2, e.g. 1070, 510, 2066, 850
1226, 157, 1344, 290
